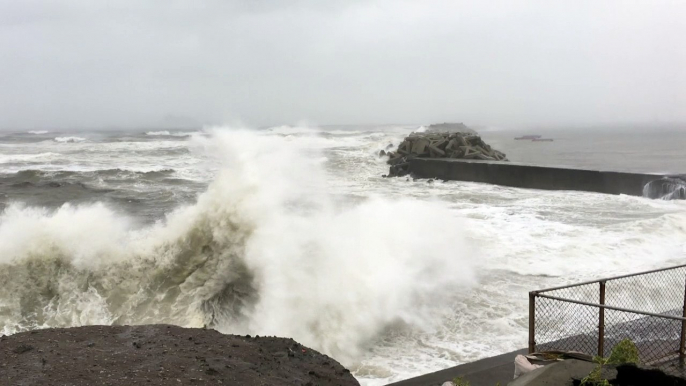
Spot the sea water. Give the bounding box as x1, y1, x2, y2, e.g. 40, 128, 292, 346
0, 125, 684, 385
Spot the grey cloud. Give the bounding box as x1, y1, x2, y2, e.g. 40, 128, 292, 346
0, 0, 685, 129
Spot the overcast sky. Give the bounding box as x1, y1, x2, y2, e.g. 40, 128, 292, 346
1, 0, 685, 129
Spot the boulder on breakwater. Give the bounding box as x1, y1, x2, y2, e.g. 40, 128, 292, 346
385, 130, 508, 177
0, 324, 360, 386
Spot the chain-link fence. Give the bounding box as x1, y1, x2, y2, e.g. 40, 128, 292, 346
529, 264, 686, 370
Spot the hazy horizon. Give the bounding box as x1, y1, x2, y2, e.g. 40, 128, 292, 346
2, 121, 686, 133
1, 0, 685, 130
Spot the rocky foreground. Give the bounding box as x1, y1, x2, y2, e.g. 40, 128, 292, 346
0, 325, 360, 386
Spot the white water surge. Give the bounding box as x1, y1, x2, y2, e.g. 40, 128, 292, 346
0, 129, 475, 370
0, 126, 685, 385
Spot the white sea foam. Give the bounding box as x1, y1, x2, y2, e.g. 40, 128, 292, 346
28, 130, 49, 134
146, 130, 171, 136
265, 125, 322, 135
54, 136, 86, 143
0, 128, 476, 366
146, 130, 199, 137
0, 152, 60, 164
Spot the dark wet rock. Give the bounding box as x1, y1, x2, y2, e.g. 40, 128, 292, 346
615, 363, 686, 386
13, 344, 34, 354
0, 324, 359, 386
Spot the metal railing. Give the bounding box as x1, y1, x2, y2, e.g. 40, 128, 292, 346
529, 264, 686, 366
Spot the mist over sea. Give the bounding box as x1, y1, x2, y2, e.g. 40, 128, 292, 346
1, 125, 685, 385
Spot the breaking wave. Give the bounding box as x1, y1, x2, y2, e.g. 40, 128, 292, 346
643, 176, 686, 200
28, 130, 49, 135
0, 128, 475, 364
146, 130, 198, 137
54, 136, 87, 143
0, 152, 60, 164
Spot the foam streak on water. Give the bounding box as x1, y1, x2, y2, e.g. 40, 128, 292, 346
0, 126, 685, 385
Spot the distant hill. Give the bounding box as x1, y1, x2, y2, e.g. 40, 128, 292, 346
425, 122, 477, 134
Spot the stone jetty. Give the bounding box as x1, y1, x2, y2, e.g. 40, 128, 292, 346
385, 130, 508, 177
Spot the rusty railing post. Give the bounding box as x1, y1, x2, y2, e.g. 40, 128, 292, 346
529, 291, 536, 353
680, 277, 686, 361
598, 281, 606, 357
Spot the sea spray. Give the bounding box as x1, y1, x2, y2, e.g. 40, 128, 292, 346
0, 128, 476, 364
643, 176, 686, 200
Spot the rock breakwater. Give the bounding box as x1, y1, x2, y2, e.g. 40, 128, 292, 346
385, 131, 508, 177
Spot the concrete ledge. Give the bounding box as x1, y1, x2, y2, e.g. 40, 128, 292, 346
408, 158, 673, 197
387, 349, 527, 386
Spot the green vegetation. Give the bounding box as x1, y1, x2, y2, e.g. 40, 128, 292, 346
450, 376, 499, 386
452, 376, 470, 386
541, 352, 562, 361
607, 339, 640, 365
580, 356, 611, 386
581, 339, 640, 386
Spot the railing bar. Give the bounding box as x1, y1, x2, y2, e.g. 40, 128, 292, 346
536, 294, 686, 321
680, 276, 686, 360
598, 281, 606, 357
534, 264, 686, 294
529, 292, 536, 353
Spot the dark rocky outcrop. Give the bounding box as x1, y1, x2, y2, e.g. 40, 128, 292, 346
615, 363, 686, 386
0, 324, 360, 386
385, 130, 507, 177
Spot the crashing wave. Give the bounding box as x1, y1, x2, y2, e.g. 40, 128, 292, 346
0, 128, 475, 364
54, 137, 86, 143
146, 131, 197, 137
28, 130, 49, 135
0, 152, 60, 164
643, 176, 686, 200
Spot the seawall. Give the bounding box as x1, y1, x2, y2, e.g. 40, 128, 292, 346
407, 158, 678, 197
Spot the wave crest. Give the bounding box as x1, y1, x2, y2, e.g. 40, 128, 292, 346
54, 137, 86, 143
146, 131, 198, 137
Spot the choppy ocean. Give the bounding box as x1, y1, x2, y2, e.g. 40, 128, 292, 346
1, 125, 685, 385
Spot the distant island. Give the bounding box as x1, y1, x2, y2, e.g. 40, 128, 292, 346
425, 122, 478, 134
515, 134, 554, 141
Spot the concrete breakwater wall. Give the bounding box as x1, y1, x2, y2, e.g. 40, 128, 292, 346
407, 158, 683, 199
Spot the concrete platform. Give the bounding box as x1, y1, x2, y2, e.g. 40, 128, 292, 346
386, 349, 527, 386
